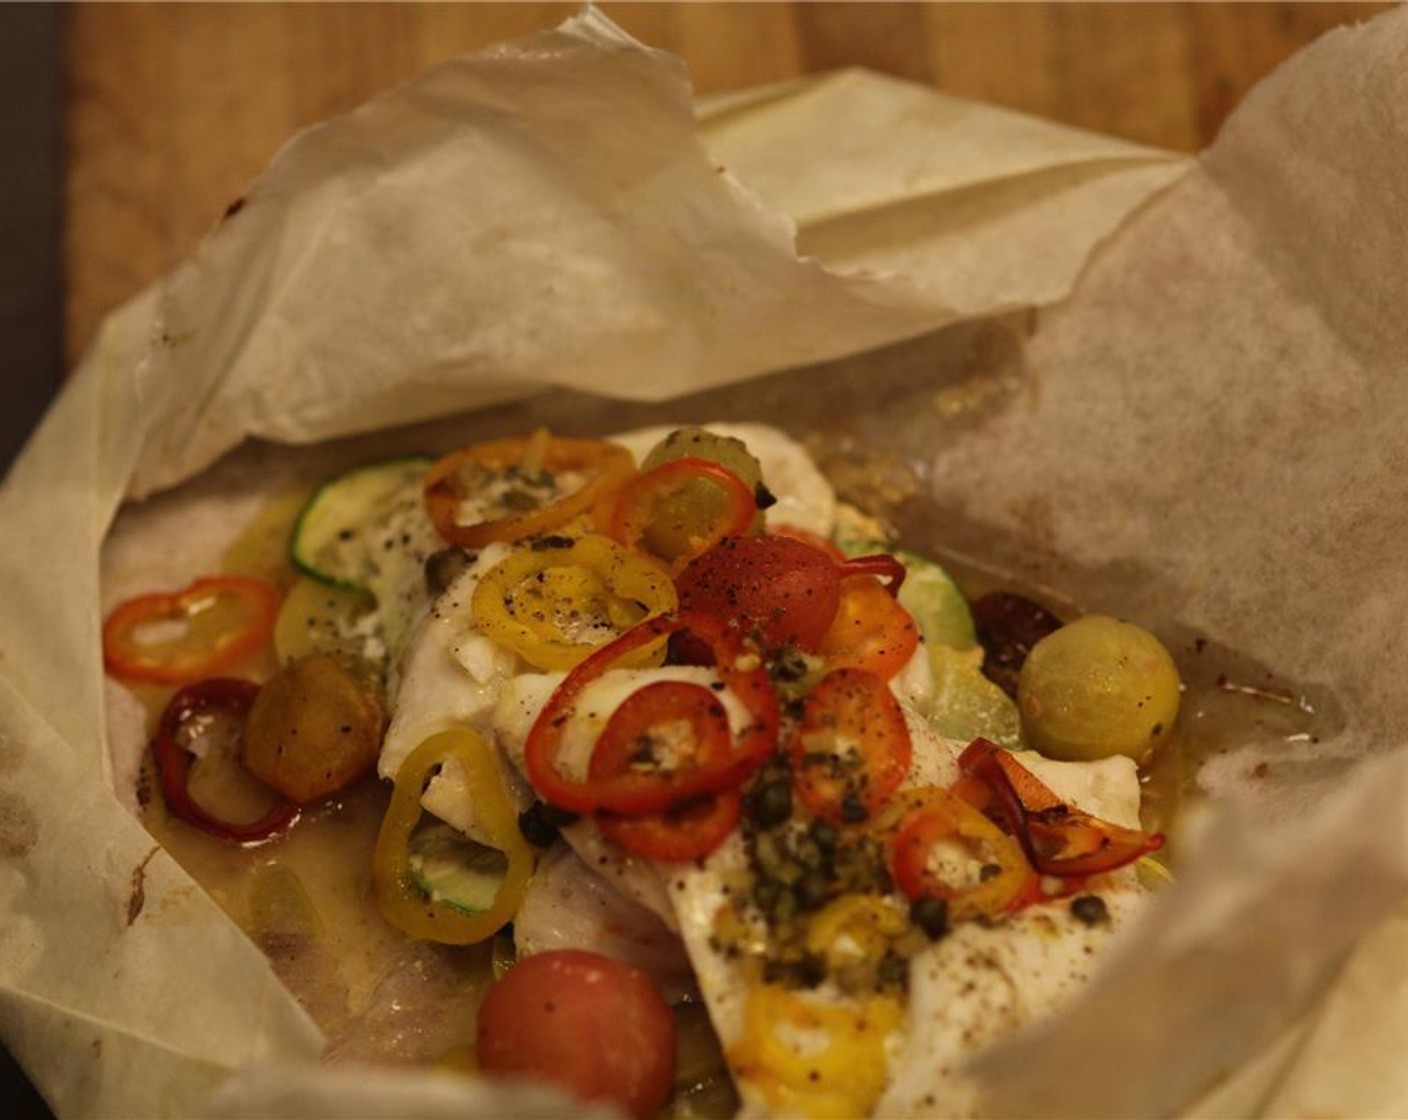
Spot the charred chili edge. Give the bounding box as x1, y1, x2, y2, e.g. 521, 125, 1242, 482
957, 738, 1164, 877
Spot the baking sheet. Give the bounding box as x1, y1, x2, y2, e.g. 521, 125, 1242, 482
3, 4, 1407, 1116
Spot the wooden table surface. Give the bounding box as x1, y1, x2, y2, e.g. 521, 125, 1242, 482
63, 1, 1392, 366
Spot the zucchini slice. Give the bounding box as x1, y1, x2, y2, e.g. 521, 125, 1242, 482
291, 457, 434, 591
408, 822, 510, 916
292, 457, 441, 655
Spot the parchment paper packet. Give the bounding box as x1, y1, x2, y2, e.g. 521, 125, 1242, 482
3, 2, 1405, 1117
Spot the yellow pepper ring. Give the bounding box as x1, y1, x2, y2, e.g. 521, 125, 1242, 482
471, 534, 677, 671
732, 984, 902, 1119
371, 729, 534, 945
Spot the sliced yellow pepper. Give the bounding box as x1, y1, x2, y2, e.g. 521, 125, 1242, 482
371, 729, 534, 945
470, 533, 677, 670
730, 985, 903, 1119
804, 893, 910, 973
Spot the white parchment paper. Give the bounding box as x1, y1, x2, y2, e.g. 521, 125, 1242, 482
2, 4, 1405, 1117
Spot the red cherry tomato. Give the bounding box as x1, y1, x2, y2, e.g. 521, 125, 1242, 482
769, 523, 846, 562
476, 949, 678, 1120
675, 535, 841, 652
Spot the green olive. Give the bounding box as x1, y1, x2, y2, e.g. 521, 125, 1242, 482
638, 427, 768, 559
640, 427, 764, 493
1017, 614, 1181, 763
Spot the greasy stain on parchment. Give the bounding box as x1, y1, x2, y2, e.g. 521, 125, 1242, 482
127, 846, 159, 926
0, 791, 38, 858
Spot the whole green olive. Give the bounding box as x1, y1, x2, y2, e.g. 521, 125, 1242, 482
638, 427, 769, 558
1017, 614, 1181, 763
640, 427, 764, 493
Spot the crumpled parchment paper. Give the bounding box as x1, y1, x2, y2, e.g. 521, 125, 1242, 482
2, 3, 1405, 1116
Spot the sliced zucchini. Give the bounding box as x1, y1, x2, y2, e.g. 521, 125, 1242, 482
839, 540, 977, 652
291, 456, 440, 656
292, 457, 434, 591
928, 644, 1022, 750
273, 576, 380, 667
408, 822, 510, 916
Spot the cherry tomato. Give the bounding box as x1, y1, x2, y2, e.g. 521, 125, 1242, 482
476, 949, 678, 1120
675, 535, 841, 652
769, 523, 846, 562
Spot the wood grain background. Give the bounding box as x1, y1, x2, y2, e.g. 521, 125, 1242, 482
63, 2, 1392, 365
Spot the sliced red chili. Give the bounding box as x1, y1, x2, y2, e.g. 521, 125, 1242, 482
103, 576, 279, 686
152, 678, 300, 845
524, 611, 779, 816
423, 430, 635, 549
675, 535, 841, 653
815, 573, 919, 680
838, 553, 907, 596
958, 738, 1164, 877
598, 790, 742, 862
604, 457, 757, 573
792, 668, 912, 823
591, 680, 742, 860
588, 680, 734, 784
890, 787, 1040, 921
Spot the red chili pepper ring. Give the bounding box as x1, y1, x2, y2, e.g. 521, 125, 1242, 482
152, 677, 300, 845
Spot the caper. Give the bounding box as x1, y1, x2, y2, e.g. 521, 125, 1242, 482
1017, 614, 1182, 763
794, 869, 832, 913
516, 801, 565, 848
909, 895, 949, 940
747, 778, 793, 828
1070, 894, 1110, 926
808, 819, 838, 855
424, 547, 473, 595
877, 951, 911, 989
